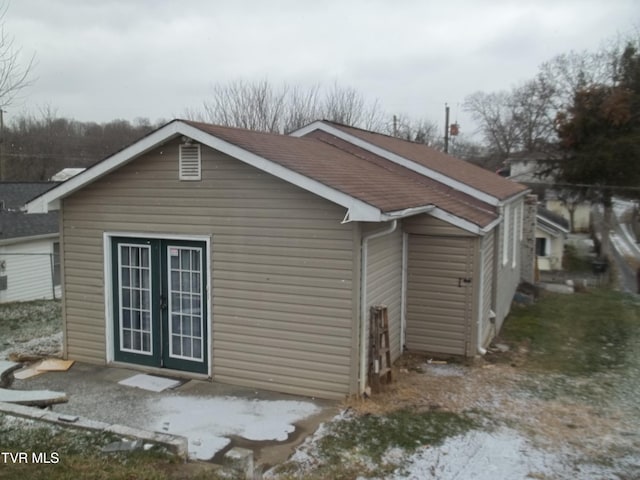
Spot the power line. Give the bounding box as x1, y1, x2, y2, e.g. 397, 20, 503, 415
529, 181, 640, 192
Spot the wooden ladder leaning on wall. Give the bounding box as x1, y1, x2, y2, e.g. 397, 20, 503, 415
368, 305, 393, 394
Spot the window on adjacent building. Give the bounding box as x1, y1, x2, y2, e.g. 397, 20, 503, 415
536, 238, 547, 257
179, 143, 201, 181
52, 242, 61, 287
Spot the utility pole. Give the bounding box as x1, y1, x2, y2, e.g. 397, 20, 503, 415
444, 104, 450, 154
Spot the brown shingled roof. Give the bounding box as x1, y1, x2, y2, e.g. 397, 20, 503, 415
323, 121, 528, 201
305, 129, 498, 227
186, 120, 498, 227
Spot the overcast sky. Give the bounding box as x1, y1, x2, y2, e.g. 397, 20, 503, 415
5, 0, 639, 136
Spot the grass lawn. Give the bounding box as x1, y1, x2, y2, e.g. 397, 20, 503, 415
0, 300, 61, 345
501, 288, 640, 375
0, 415, 193, 480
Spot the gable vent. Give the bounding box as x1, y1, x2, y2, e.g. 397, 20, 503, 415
179, 143, 201, 181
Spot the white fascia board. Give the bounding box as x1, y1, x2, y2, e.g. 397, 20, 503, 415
480, 216, 503, 235
0, 232, 59, 246
25, 120, 383, 222
290, 122, 501, 206
428, 208, 484, 236
537, 218, 568, 237
381, 205, 435, 220
536, 223, 561, 238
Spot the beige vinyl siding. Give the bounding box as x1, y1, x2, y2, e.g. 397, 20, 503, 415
479, 230, 495, 347
61, 139, 356, 399
364, 224, 403, 364
493, 199, 523, 330
406, 235, 475, 356
404, 214, 476, 237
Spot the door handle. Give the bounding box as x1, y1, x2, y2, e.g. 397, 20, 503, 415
458, 277, 472, 287
160, 294, 168, 310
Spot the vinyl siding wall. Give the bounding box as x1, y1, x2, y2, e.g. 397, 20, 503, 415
404, 214, 477, 356
0, 237, 61, 303
493, 199, 523, 330
61, 139, 357, 399
478, 230, 495, 347
363, 224, 403, 364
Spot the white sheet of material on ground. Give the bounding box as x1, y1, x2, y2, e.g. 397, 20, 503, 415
118, 374, 182, 392
147, 396, 321, 460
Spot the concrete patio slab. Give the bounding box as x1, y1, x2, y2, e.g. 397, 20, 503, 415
9, 362, 338, 467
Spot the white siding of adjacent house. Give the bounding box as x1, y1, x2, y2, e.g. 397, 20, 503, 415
363, 224, 403, 365
0, 237, 60, 303
60, 138, 358, 399
535, 228, 565, 271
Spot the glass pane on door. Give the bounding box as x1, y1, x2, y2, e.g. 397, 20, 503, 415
118, 244, 153, 355
167, 246, 204, 361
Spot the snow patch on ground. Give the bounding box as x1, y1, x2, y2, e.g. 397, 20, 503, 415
386, 429, 561, 480
146, 395, 321, 460
0, 332, 62, 360
423, 363, 466, 377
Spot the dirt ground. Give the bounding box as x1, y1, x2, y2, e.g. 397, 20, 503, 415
344, 349, 640, 476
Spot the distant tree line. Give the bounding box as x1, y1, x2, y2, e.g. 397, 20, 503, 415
0, 110, 164, 181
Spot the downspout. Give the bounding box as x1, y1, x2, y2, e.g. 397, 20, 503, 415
401, 232, 408, 353
359, 219, 398, 394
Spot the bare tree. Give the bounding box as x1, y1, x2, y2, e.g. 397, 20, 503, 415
537, 48, 614, 112
0, 4, 34, 109
321, 82, 384, 131
0, 2, 36, 179
201, 79, 289, 133
195, 79, 384, 133
463, 90, 521, 160
386, 114, 439, 145
511, 77, 558, 152
282, 84, 322, 133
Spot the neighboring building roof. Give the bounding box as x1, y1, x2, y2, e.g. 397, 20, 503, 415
50, 168, 86, 182
537, 206, 570, 237
0, 183, 57, 210
507, 151, 559, 184
0, 183, 59, 241
25, 119, 527, 234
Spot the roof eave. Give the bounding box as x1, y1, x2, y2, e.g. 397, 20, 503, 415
25, 120, 387, 223
537, 217, 570, 236
0, 232, 59, 246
